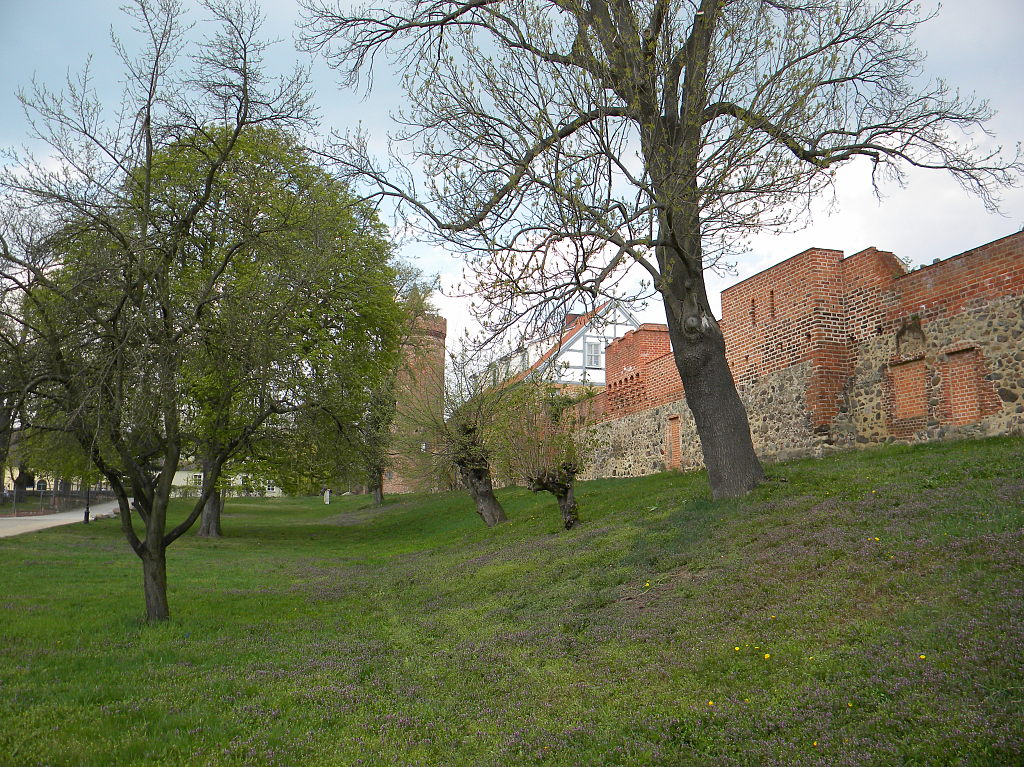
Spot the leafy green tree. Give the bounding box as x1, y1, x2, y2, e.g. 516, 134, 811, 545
17, 427, 101, 496
0, 0, 401, 622
242, 271, 434, 506
156, 125, 402, 534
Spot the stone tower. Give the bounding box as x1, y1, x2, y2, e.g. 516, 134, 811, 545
383, 314, 447, 494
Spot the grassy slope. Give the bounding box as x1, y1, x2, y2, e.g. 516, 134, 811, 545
0, 437, 1022, 767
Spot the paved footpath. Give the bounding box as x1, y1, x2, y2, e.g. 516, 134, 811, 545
0, 500, 122, 538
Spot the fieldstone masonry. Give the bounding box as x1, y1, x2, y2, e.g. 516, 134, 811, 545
580, 231, 1024, 479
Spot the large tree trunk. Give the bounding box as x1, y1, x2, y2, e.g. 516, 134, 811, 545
529, 465, 579, 530
664, 308, 764, 499
655, 216, 765, 499
197, 490, 222, 537
197, 458, 223, 537
140, 546, 170, 622
369, 470, 385, 506
636, 2, 764, 500
458, 462, 507, 527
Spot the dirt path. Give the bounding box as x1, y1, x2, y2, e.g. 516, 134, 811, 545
0, 500, 121, 538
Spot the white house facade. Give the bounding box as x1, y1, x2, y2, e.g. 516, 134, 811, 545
498, 300, 642, 386
170, 467, 284, 498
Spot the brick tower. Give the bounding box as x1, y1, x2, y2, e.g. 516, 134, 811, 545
383, 314, 447, 494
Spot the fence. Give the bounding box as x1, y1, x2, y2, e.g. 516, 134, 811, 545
0, 486, 117, 517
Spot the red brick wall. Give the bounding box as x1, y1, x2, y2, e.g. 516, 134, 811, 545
890, 359, 928, 417
938, 348, 1001, 426
604, 324, 672, 382
588, 231, 1024, 437
721, 247, 855, 427
891, 233, 1024, 324
665, 416, 682, 470
721, 247, 846, 383
840, 247, 905, 342
604, 324, 679, 417
644, 351, 685, 408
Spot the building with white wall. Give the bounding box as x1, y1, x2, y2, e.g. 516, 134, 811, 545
495, 300, 642, 386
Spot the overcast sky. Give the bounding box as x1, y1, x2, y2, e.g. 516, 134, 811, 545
2, 0, 1022, 339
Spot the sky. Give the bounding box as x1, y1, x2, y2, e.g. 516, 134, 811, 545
2, 0, 1022, 343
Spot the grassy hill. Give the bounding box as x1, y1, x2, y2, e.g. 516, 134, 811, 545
1, 437, 1022, 766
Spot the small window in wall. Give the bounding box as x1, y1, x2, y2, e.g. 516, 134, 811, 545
266, 480, 276, 492
891, 359, 927, 420
584, 341, 602, 369
750, 298, 757, 326
191, 474, 203, 487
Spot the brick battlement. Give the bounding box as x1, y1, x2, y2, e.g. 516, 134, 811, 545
604, 323, 679, 416
595, 231, 1024, 429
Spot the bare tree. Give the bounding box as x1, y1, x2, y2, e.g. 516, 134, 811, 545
299, 0, 1022, 498
493, 380, 591, 529
0, 0, 399, 622
394, 344, 511, 526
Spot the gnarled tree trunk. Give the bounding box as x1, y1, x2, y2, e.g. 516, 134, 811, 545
635, 3, 764, 501
529, 463, 579, 530
644, 127, 764, 498
451, 422, 507, 527
664, 297, 765, 499
197, 490, 222, 537
458, 461, 507, 527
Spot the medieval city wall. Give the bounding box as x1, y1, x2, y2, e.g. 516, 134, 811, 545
581, 361, 820, 479
580, 232, 1024, 479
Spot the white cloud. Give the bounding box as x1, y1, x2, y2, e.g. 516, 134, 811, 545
4, 0, 1021, 343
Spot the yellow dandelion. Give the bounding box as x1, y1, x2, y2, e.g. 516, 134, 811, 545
770, 615, 776, 619
644, 581, 650, 588
848, 702, 853, 707
919, 654, 926, 660
874, 537, 880, 541
708, 700, 714, 706
813, 741, 818, 747
764, 653, 771, 659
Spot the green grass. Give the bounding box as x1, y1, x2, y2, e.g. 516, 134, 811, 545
1, 437, 1022, 766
